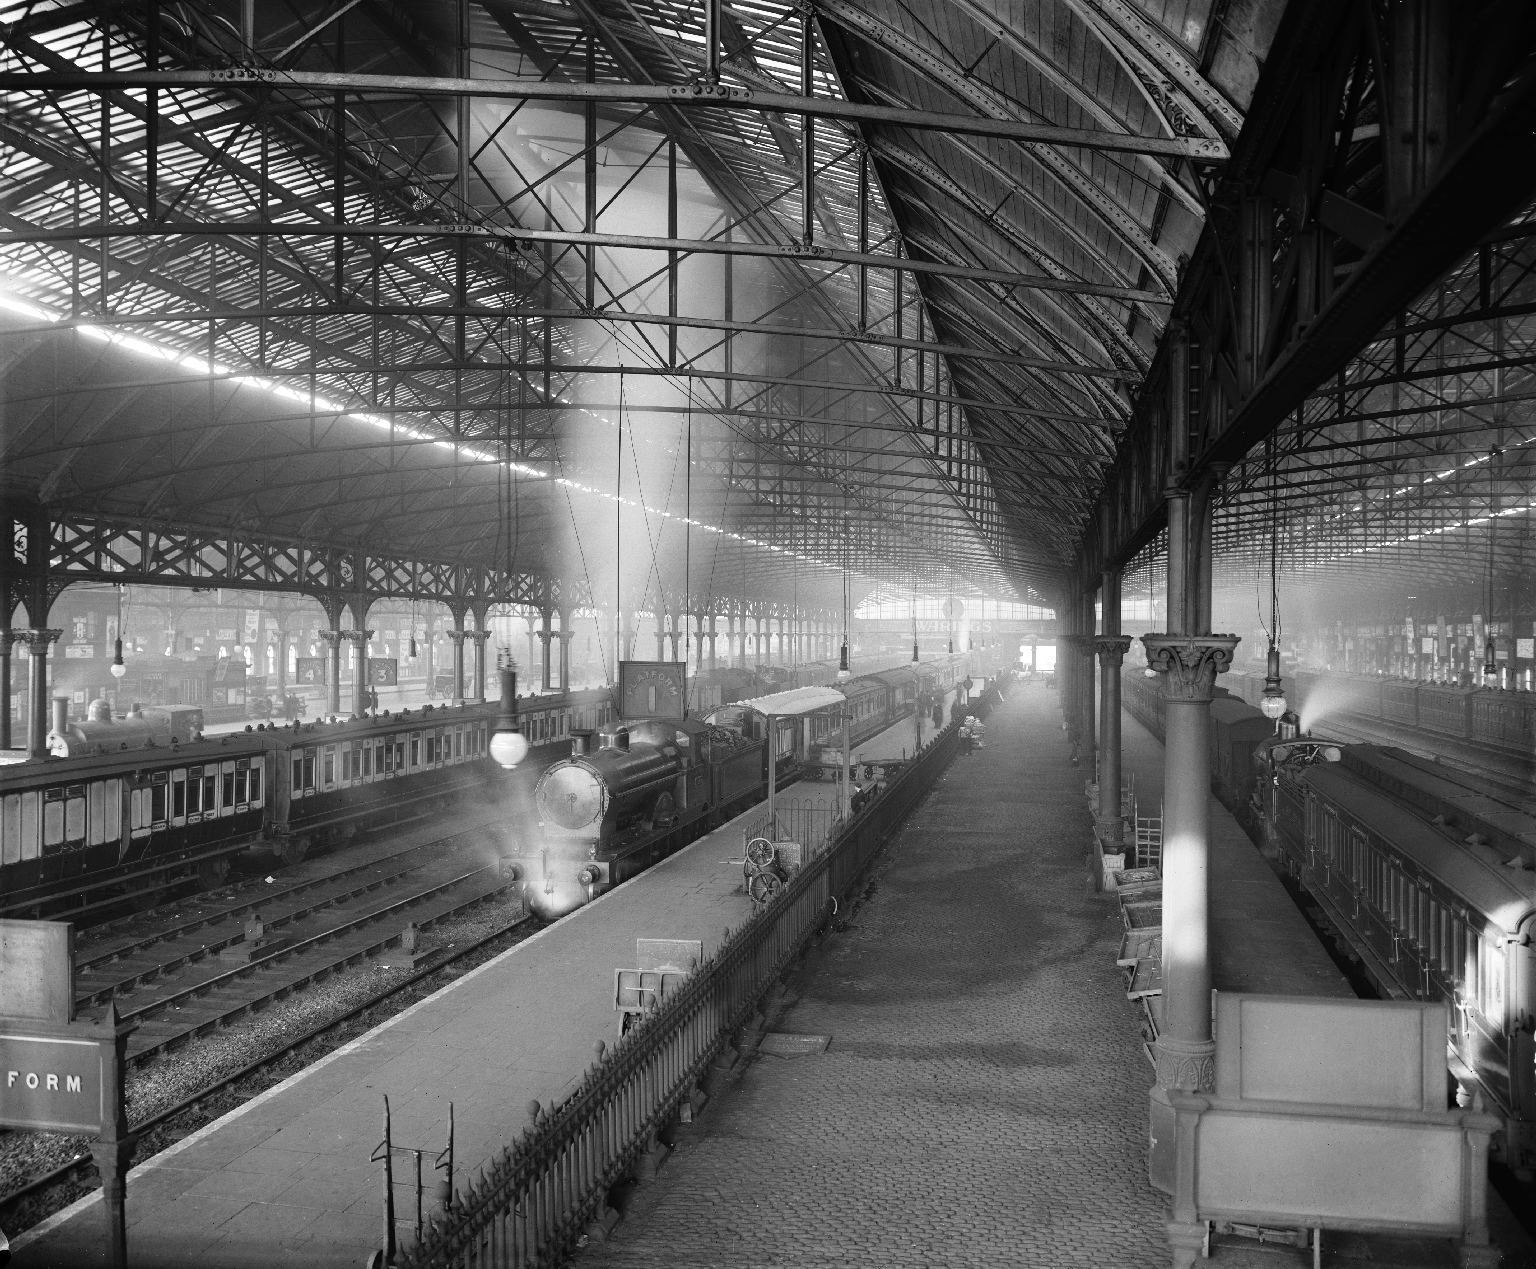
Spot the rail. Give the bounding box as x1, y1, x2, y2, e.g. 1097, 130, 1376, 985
397, 678, 1005, 1268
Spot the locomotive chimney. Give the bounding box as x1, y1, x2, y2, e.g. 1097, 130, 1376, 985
571, 730, 592, 757
50, 695, 69, 738
612, 727, 630, 752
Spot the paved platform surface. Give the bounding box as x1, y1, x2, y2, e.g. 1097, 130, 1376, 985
584, 682, 1171, 1268
579, 683, 1535, 1269
12, 788, 784, 1267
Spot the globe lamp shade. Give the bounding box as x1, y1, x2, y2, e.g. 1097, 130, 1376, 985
110, 638, 127, 679
1260, 690, 1287, 720
490, 729, 530, 770
490, 665, 528, 769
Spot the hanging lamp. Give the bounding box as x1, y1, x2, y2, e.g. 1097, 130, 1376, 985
1260, 437, 1286, 722
110, 583, 128, 679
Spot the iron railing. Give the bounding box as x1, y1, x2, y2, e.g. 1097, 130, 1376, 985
396, 682, 1005, 1268
741, 798, 843, 857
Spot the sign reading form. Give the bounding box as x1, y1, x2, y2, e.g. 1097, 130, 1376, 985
0, 1033, 103, 1133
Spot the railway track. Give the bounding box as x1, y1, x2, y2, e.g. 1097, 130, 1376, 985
72, 821, 502, 1010
0, 907, 539, 1223
73, 835, 515, 1066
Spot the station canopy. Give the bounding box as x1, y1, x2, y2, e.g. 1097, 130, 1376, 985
1, 0, 1531, 616
735, 686, 847, 716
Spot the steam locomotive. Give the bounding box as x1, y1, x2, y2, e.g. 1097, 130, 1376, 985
1121, 665, 1536, 1175
518, 653, 976, 918
521, 718, 764, 919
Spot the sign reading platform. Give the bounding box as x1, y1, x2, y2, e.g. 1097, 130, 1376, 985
618, 661, 686, 720
0, 919, 137, 1267
0, 1032, 103, 1132
367, 658, 399, 687
295, 656, 328, 685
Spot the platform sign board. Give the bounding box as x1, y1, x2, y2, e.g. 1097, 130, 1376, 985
0, 1032, 105, 1133
0, 919, 75, 1023
619, 661, 687, 720
368, 658, 399, 687
296, 656, 328, 685
0, 1004, 137, 1268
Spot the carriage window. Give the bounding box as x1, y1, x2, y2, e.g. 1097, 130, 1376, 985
361, 745, 372, 778
384, 742, 395, 773
455, 730, 463, 759
203, 768, 218, 813
410, 735, 420, 767
323, 749, 335, 787
43, 788, 65, 849
151, 773, 169, 827
172, 771, 187, 821
65, 785, 86, 845
234, 763, 249, 807
88, 781, 107, 845
303, 748, 316, 790
188, 767, 204, 815
222, 767, 236, 810
249, 759, 263, 806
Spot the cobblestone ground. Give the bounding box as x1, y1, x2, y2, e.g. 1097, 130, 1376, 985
583, 683, 1169, 1269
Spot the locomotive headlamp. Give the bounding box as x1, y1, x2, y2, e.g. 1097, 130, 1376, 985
1260, 644, 1286, 721
110, 638, 127, 679
489, 666, 530, 770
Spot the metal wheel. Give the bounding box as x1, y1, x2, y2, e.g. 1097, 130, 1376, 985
745, 837, 776, 870
748, 871, 785, 904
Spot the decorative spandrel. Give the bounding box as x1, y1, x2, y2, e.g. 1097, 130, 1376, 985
1140, 635, 1241, 703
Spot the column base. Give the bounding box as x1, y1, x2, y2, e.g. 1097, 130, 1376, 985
1154, 1036, 1215, 1093
1094, 814, 1128, 846
1165, 1219, 1208, 1269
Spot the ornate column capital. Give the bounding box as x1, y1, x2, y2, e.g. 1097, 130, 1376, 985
446, 629, 468, 646
1140, 634, 1240, 702
1093, 635, 1133, 668
340, 628, 373, 645
0, 629, 21, 653
319, 629, 343, 648
470, 629, 491, 645
21, 628, 62, 653
1154, 1035, 1215, 1093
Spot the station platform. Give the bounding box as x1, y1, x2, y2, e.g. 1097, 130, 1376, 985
576, 682, 1536, 1269
1115, 710, 1356, 1000
10, 779, 829, 1266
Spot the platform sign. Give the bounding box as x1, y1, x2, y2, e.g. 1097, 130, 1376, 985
296, 656, 328, 685
619, 661, 686, 720
0, 1004, 137, 1268
0, 919, 75, 1023
0, 1032, 105, 1133
368, 658, 399, 687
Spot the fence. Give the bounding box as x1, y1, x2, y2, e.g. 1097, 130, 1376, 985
397, 681, 1006, 1268
740, 798, 844, 859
